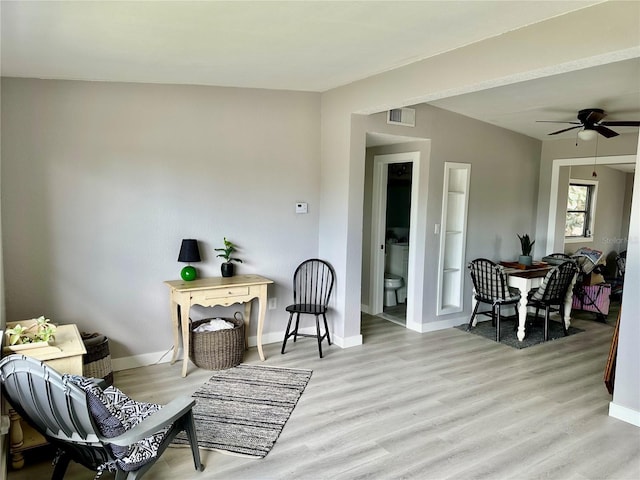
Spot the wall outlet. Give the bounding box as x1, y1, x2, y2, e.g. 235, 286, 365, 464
268, 298, 277, 310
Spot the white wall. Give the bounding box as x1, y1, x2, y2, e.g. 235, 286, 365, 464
610, 144, 640, 426
1, 78, 321, 360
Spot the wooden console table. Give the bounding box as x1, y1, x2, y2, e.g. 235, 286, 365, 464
165, 274, 274, 377
2, 323, 86, 470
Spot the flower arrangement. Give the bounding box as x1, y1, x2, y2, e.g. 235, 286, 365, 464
5, 316, 57, 345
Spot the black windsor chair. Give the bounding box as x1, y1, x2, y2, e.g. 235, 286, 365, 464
526, 260, 578, 341
281, 259, 335, 358
467, 258, 521, 342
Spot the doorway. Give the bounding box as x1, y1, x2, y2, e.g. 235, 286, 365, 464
546, 155, 635, 254
370, 152, 420, 327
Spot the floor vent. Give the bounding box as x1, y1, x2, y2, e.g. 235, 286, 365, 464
387, 108, 416, 127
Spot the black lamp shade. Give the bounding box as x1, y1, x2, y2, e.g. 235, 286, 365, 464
178, 239, 201, 263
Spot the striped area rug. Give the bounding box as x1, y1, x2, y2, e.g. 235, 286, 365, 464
172, 364, 312, 458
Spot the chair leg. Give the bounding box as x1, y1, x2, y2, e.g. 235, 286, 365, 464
51, 450, 71, 480
323, 313, 331, 345
468, 302, 480, 330
293, 313, 301, 342
184, 411, 204, 472
560, 307, 568, 336
495, 305, 501, 342
281, 312, 295, 354
544, 307, 550, 341
315, 315, 323, 358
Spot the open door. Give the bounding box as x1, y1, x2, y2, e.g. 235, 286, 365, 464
370, 152, 421, 328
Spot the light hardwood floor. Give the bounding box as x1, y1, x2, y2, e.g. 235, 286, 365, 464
8, 311, 640, 480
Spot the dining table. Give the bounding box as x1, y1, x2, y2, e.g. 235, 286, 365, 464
499, 262, 576, 341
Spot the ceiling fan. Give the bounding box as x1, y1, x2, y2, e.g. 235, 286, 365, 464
538, 108, 640, 138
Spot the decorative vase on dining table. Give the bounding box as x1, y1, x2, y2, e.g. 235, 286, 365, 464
518, 255, 533, 266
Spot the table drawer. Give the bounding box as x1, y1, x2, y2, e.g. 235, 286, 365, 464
198, 286, 250, 300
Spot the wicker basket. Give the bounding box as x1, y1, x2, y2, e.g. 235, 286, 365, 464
189, 313, 245, 370
81, 333, 114, 386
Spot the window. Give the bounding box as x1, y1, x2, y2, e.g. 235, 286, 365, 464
565, 180, 597, 240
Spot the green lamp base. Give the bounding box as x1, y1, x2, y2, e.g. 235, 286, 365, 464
180, 265, 197, 281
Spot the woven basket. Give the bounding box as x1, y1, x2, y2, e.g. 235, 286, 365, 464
81, 333, 114, 386
189, 313, 245, 370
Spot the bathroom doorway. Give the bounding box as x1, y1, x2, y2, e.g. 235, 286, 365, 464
370, 152, 421, 327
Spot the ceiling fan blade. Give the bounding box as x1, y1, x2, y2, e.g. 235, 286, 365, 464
594, 125, 619, 138
536, 121, 581, 124
600, 121, 640, 127
548, 125, 582, 135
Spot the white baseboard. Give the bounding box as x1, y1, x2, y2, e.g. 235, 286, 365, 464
609, 401, 640, 427
111, 327, 362, 372
422, 314, 470, 332
333, 333, 363, 348
112, 350, 175, 371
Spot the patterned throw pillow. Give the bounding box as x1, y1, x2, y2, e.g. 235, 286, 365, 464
530, 270, 553, 301
64, 375, 171, 472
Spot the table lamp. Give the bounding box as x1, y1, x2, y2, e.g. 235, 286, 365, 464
178, 239, 201, 281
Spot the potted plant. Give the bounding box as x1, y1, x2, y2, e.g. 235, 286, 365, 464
517, 233, 535, 266
214, 237, 243, 277
4, 316, 57, 351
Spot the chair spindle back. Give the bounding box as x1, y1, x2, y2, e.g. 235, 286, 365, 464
293, 259, 335, 308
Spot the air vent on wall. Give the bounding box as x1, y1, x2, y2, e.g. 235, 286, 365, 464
387, 108, 416, 127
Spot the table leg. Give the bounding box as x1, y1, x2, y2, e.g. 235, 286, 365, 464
256, 285, 267, 361
243, 301, 252, 350
9, 408, 24, 470
516, 294, 528, 341
180, 301, 191, 377
562, 274, 578, 330
170, 300, 180, 365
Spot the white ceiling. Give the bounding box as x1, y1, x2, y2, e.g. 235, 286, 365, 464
1, 0, 639, 142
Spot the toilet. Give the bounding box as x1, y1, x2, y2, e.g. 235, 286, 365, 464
384, 273, 405, 307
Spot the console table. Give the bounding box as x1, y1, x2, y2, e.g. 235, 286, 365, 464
2, 323, 86, 470
164, 274, 274, 377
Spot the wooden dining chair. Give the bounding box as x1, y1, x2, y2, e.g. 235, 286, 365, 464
281, 259, 335, 358
467, 258, 521, 342
526, 260, 578, 341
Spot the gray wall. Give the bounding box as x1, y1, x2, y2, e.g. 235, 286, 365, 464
361, 105, 541, 325
1, 78, 321, 360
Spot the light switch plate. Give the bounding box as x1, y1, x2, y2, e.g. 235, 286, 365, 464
296, 202, 308, 214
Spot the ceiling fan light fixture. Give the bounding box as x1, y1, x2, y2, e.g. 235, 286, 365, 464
578, 128, 597, 141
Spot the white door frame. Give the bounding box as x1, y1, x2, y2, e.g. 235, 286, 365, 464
546, 154, 636, 254
370, 152, 421, 329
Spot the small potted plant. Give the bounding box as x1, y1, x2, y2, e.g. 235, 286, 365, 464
4, 316, 57, 351
517, 233, 535, 266
214, 237, 243, 277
